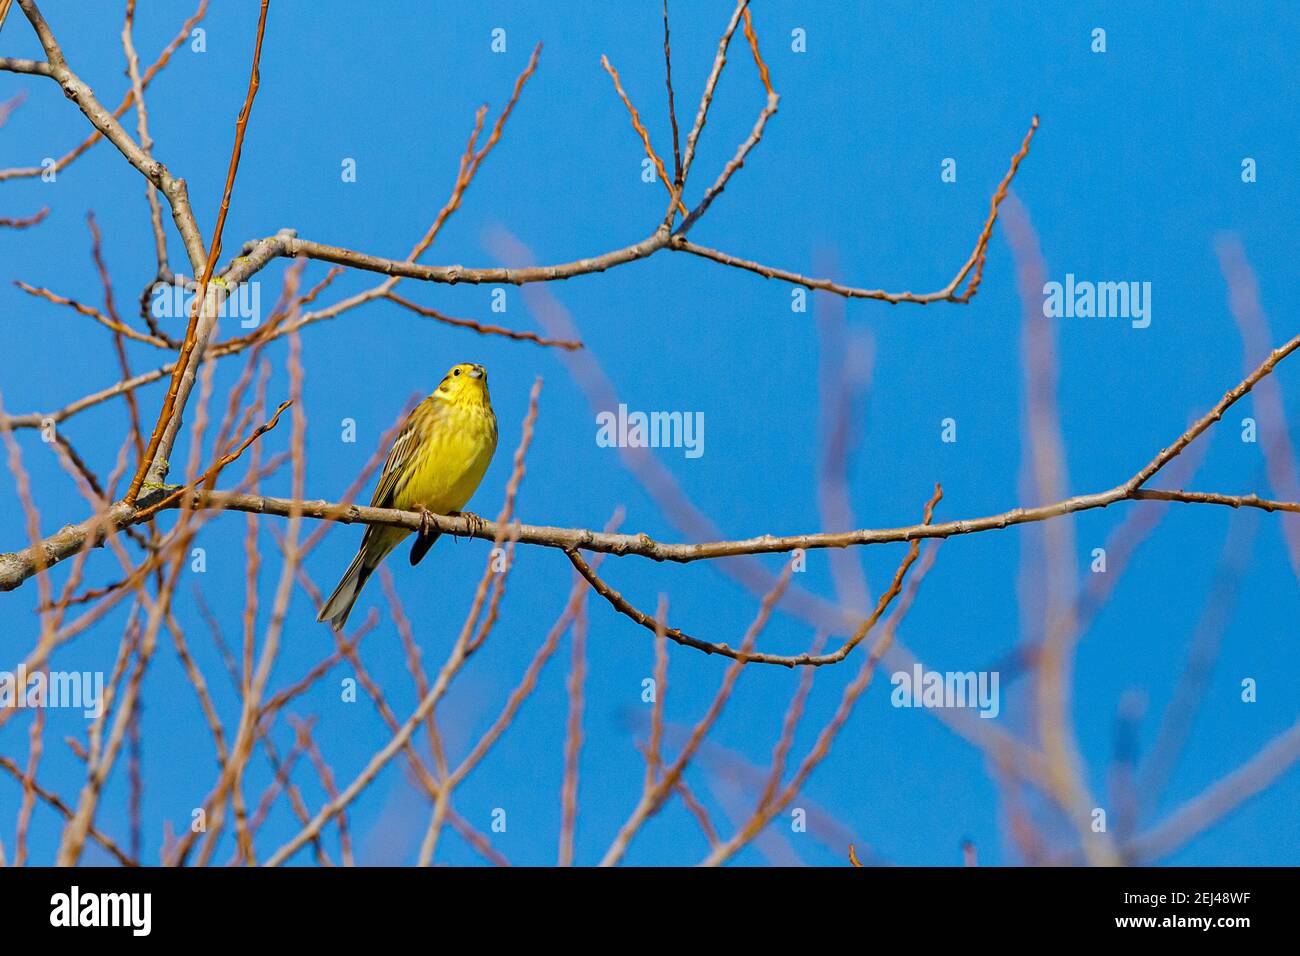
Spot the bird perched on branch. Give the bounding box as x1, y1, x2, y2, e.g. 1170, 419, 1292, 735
318, 362, 498, 629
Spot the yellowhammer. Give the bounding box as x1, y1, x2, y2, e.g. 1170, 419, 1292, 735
318, 362, 498, 629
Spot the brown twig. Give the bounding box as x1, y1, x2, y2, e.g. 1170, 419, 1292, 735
26, 465, 1292, 602
674, 5, 778, 235
0, 15, 1034, 454
557, 589, 589, 867
679, 0, 750, 189
569, 487, 942, 668
493, 229, 1033, 782
217, 88, 1032, 307
598, 557, 796, 866
193, 332, 305, 868
407, 43, 542, 265
669, 118, 1038, 302
289, 716, 354, 866
131, 399, 292, 522
645, 596, 670, 783
265, 380, 543, 867
14, 701, 46, 866
277, 562, 505, 867
418, 384, 545, 863
601, 54, 687, 216
0, 207, 49, 228
673, 777, 720, 848
125, 0, 270, 503
383, 291, 582, 350
741, 7, 773, 96
87, 213, 148, 462
0, 386, 53, 616
702, 537, 942, 866
14, 280, 171, 348
7, 457, 1300, 605
0, 755, 137, 866
121, 0, 174, 299
0, 0, 210, 183
244, 724, 328, 864
756, 635, 825, 812
13, 0, 206, 267
661, 0, 682, 184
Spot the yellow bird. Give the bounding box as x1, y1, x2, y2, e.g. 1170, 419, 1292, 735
318, 362, 498, 629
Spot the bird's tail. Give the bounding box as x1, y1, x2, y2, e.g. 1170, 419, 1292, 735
317, 529, 403, 629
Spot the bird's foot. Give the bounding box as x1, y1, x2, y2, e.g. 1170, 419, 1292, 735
449, 510, 486, 540
409, 506, 442, 566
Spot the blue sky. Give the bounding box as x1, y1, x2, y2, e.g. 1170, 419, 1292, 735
1, 1, 1298, 866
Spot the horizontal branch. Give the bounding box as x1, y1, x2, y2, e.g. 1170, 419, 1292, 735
212, 117, 1036, 301
4, 477, 1300, 597
1130, 488, 1300, 514
566, 484, 941, 667
0, 500, 136, 592
0, 56, 52, 76
164, 483, 1300, 562
233, 230, 673, 288
4, 465, 1299, 601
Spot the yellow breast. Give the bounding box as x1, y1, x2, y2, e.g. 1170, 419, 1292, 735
393, 400, 498, 515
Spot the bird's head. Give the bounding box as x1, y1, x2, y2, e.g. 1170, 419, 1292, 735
435, 362, 491, 407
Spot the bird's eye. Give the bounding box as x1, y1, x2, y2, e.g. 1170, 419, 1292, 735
453, 368, 461, 376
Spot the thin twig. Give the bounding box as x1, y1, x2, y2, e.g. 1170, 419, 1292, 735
0, 207, 49, 228
0, 0, 210, 183
601, 54, 687, 216
598, 557, 796, 866
265, 381, 543, 867
661, 0, 682, 183
702, 536, 942, 866
383, 291, 582, 350
121, 0, 175, 316
125, 0, 270, 502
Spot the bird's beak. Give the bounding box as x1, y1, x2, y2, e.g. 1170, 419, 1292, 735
469, 366, 485, 379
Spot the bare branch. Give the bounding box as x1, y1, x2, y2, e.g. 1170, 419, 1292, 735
383, 291, 582, 350
0, 206, 49, 228
0, 755, 137, 866
13, 0, 206, 271
601, 53, 687, 216
670, 116, 1040, 302
661, 0, 682, 183
125, 0, 271, 502
14, 279, 171, 348
0, 0, 210, 183
121, 0, 173, 288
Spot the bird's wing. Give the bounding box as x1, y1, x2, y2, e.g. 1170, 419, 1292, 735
370, 400, 435, 509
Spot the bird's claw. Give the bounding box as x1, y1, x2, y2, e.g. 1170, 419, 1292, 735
450, 510, 486, 541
